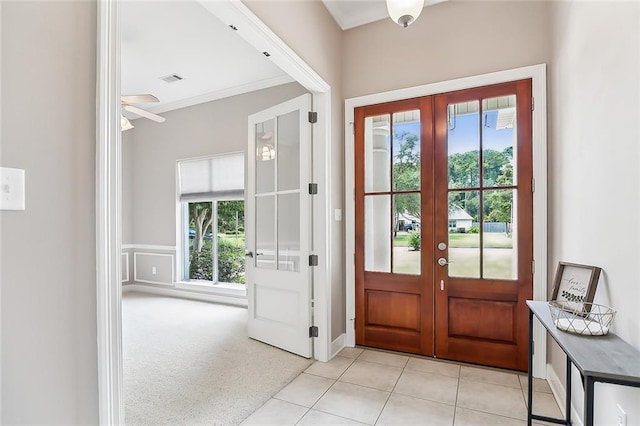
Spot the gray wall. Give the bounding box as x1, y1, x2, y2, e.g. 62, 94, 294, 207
122, 131, 134, 244
125, 82, 307, 246
548, 2, 640, 423
342, 1, 551, 99
245, 0, 346, 342
0, 1, 99, 424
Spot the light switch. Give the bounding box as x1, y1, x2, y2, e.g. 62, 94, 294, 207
334, 209, 342, 221
0, 167, 25, 211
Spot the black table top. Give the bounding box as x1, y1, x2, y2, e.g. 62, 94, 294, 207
527, 300, 640, 385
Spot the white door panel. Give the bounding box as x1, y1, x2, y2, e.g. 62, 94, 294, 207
246, 94, 312, 358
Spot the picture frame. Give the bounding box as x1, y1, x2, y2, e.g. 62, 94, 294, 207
551, 262, 602, 313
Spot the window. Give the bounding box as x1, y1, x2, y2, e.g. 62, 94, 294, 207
177, 153, 245, 287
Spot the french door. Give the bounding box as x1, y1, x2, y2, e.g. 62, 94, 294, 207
354, 80, 533, 370
246, 94, 312, 358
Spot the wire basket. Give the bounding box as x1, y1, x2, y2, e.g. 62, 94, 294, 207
548, 301, 616, 336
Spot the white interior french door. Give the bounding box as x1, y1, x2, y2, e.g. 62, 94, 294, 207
246, 94, 312, 357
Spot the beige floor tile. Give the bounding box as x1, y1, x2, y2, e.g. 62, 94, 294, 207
297, 409, 367, 425
454, 407, 526, 426
526, 391, 563, 419
274, 373, 335, 408
339, 360, 403, 392
338, 347, 365, 359
241, 398, 308, 426
519, 375, 553, 394
405, 357, 460, 378
313, 381, 390, 425
393, 369, 459, 405
460, 366, 521, 388
358, 350, 409, 368
305, 356, 354, 380
457, 380, 527, 420
376, 393, 455, 426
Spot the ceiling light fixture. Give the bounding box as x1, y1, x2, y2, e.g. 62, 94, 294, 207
386, 0, 424, 28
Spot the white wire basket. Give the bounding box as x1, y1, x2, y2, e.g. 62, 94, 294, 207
548, 301, 616, 336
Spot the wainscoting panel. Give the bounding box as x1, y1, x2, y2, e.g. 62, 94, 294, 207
122, 252, 130, 283
134, 252, 174, 285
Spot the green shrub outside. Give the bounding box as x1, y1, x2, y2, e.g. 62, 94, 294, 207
218, 237, 246, 284
409, 232, 421, 251
190, 244, 213, 280
189, 236, 245, 284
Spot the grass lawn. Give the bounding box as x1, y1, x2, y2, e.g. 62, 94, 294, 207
448, 232, 512, 248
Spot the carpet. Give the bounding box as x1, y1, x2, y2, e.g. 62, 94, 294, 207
123, 292, 313, 425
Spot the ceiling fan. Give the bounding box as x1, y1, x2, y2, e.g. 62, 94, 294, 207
121, 94, 166, 131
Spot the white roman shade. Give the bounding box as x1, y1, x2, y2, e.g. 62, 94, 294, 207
178, 153, 244, 201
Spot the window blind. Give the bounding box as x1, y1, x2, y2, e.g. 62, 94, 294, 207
178, 153, 244, 201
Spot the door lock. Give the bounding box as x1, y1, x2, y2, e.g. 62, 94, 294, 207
437, 257, 452, 266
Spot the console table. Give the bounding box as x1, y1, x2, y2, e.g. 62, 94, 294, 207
527, 300, 640, 426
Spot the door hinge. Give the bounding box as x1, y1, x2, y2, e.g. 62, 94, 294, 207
308, 183, 318, 195
531, 97, 535, 111
350, 121, 354, 135
308, 111, 318, 123
309, 326, 319, 338
532, 259, 536, 274
309, 254, 319, 266
532, 178, 536, 193
532, 340, 535, 355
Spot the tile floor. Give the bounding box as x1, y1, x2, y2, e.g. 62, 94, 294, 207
242, 348, 562, 425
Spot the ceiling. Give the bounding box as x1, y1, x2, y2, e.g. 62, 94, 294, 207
121, 1, 292, 115
322, 0, 448, 30
121, 0, 449, 118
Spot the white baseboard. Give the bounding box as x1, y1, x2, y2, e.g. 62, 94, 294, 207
331, 333, 346, 358
123, 284, 248, 307
547, 363, 584, 426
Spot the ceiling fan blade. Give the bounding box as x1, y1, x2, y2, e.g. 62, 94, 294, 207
121, 94, 159, 104
123, 104, 166, 123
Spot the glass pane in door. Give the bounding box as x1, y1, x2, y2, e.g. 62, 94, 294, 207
364, 115, 391, 193
364, 194, 391, 273
448, 191, 480, 278
277, 193, 300, 272
393, 193, 420, 275
392, 110, 420, 191
256, 118, 276, 194
277, 110, 300, 192
483, 189, 517, 280
255, 195, 275, 269
448, 101, 480, 189
482, 95, 516, 187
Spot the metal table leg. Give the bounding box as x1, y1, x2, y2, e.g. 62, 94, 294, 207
584, 376, 595, 426
566, 356, 572, 425
527, 308, 534, 426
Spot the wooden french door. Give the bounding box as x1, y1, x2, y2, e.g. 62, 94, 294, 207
355, 80, 533, 371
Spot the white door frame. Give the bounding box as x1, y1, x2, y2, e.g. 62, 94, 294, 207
96, 1, 333, 423
344, 64, 548, 378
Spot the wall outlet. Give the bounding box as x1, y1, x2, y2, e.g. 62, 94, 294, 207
151, 266, 157, 275
617, 404, 627, 426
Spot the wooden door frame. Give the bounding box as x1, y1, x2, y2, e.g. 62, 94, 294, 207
96, 1, 333, 423
345, 64, 548, 378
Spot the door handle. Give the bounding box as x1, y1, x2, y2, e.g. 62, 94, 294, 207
437, 257, 452, 266
245, 251, 254, 258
